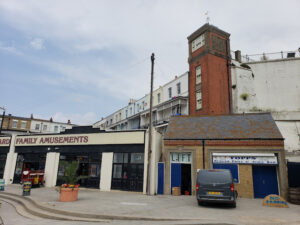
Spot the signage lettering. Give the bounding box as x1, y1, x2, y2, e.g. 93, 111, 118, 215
213, 155, 278, 165
171, 153, 191, 163
0, 138, 10, 145
16, 135, 88, 145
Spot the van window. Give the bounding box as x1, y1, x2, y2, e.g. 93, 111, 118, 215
197, 170, 232, 184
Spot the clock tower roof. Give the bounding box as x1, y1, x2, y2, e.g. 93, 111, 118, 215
187, 23, 230, 42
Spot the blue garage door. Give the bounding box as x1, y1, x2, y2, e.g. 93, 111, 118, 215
252, 165, 279, 198
171, 163, 181, 194
157, 162, 164, 194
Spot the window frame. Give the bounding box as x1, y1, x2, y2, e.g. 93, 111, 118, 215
12, 120, 18, 129
168, 87, 172, 99
176, 82, 181, 95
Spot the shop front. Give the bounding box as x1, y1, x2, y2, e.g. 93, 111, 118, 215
13, 130, 146, 192
211, 152, 280, 198
0, 136, 11, 179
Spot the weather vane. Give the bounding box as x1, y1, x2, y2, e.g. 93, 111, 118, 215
205, 11, 210, 24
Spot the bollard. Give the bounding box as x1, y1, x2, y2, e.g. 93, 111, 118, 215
22, 182, 32, 196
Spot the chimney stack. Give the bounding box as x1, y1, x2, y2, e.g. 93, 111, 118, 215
235, 50, 242, 63
67, 120, 71, 124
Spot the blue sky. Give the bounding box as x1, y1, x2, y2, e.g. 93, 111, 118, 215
1, 0, 300, 124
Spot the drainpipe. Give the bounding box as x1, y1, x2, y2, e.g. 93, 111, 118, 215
225, 39, 232, 114
202, 140, 205, 169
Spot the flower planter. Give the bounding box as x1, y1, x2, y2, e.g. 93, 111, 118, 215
59, 187, 79, 202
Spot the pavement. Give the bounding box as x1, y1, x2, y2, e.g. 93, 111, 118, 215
0, 184, 300, 225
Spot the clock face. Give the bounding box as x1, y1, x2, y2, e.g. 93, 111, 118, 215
192, 34, 205, 52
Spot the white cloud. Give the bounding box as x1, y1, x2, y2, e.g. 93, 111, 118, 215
0, 41, 23, 55
52, 112, 98, 125
30, 38, 44, 50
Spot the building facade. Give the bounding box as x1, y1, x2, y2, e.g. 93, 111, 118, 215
0, 114, 73, 135
162, 114, 288, 199
96, 72, 189, 132
231, 52, 300, 162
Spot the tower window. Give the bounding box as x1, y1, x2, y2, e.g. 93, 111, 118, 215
157, 93, 161, 103
192, 34, 205, 52
196, 66, 201, 84
196, 91, 202, 109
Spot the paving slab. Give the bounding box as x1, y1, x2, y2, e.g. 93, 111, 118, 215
2, 184, 300, 224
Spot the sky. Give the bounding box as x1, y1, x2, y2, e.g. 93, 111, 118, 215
0, 0, 299, 125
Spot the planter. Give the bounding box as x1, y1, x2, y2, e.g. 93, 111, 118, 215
59, 188, 79, 202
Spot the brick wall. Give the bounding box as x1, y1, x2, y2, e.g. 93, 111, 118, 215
189, 31, 231, 116
235, 164, 254, 198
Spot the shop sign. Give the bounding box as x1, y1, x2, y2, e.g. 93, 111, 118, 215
0, 137, 11, 146
213, 155, 278, 165
14, 131, 145, 146
171, 153, 191, 163
16, 135, 88, 145
263, 194, 288, 208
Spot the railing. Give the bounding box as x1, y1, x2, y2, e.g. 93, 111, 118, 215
231, 50, 300, 63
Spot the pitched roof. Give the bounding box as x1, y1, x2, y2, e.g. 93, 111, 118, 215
164, 113, 283, 140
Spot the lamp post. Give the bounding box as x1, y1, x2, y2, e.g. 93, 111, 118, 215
0, 106, 6, 135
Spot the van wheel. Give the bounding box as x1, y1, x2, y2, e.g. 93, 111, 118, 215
197, 200, 202, 206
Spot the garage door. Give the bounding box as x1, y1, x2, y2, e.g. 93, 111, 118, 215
252, 165, 279, 198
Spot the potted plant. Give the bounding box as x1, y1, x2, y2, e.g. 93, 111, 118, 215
57, 160, 86, 202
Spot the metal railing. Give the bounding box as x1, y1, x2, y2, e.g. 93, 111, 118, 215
231, 50, 300, 63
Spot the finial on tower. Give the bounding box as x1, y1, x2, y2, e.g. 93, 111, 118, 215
205, 11, 210, 24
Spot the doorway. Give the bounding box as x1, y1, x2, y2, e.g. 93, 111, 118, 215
170, 163, 191, 195
252, 165, 279, 198
181, 164, 191, 195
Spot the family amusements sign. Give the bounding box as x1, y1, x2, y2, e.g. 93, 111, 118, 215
14, 132, 145, 146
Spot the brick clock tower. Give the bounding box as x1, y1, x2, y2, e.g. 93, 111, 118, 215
187, 23, 232, 116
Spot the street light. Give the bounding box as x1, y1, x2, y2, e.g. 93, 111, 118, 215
0, 106, 6, 135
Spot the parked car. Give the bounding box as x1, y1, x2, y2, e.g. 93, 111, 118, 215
196, 169, 236, 207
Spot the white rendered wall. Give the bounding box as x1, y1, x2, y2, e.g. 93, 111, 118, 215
232, 58, 300, 161
3, 134, 17, 185
275, 121, 300, 160
247, 58, 300, 112
44, 152, 60, 187
100, 152, 113, 191
231, 63, 258, 113
150, 128, 162, 195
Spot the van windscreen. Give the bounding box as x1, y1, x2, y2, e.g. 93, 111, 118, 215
198, 171, 232, 184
